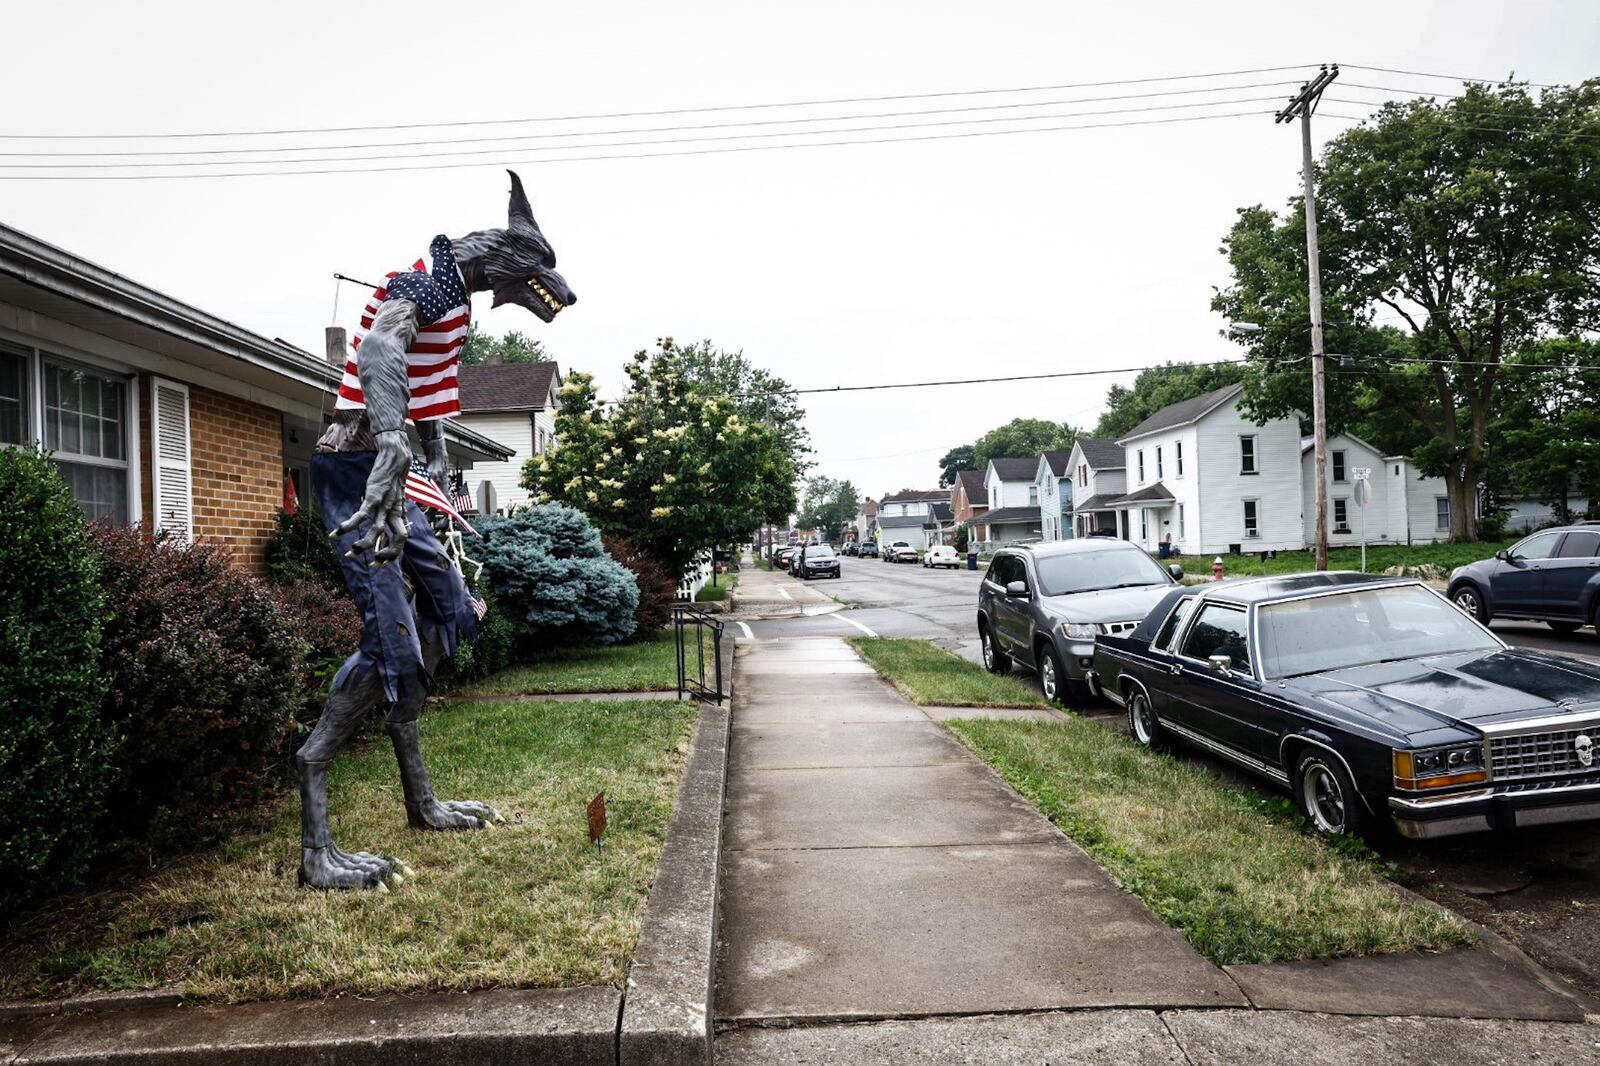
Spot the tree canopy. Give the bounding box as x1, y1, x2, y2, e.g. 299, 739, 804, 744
972, 418, 1080, 470
521, 338, 797, 580
937, 444, 975, 487
460, 323, 549, 365
1094, 362, 1246, 440
796, 476, 860, 542
1213, 80, 1600, 540
674, 339, 812, 466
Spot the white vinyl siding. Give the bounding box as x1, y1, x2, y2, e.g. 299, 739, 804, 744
452, 412, 534, 513
149, 377, 192, 539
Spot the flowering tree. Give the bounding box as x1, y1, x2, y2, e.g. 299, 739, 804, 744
522, 338, 798, 581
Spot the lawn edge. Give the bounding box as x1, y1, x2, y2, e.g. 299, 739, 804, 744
845, 636, 1051, 710
619, 691, 732, 1065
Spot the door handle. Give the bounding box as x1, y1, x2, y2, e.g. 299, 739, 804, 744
1169, 664, 1183, 676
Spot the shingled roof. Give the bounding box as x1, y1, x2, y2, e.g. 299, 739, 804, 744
458, 361, 561, 413
1075, 438, 1125, 469
1117, 383, 1244, 443
1042, 449, 1074, 477
988, 457, 1039, 481
955, 469, 988, 506
881, 488, 949, 504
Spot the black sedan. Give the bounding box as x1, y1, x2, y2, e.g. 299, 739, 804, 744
1090, 572, 1600, 839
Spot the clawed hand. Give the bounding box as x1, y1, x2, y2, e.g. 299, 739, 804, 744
331, 431, 412, 566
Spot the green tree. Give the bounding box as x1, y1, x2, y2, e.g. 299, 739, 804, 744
1491, 339, 1600, 524
674, 339, 812, 465
521, 338, 797, 580
797, 476, 860, 542
972, 419, 1080, 469
460, 322, 550, 365
1213, 80, 1600, 540
937, 444, 975, 487
1095, 362, 1247, 440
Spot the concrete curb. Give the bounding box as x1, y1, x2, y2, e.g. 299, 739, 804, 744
0, 987, 620, 1065
618, 691, 733, 1065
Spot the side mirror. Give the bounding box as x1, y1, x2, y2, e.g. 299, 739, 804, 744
1207, 654, 1233, 676
1494, 550, 1510, 562
1168, 563, 1185, 580
1005, 580, 1030, 599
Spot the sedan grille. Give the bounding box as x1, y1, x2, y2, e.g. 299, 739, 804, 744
1489, 726, 1600, 781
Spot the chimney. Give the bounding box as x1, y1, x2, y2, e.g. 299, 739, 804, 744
325, 326, 347, 367
486, 351, 503, 365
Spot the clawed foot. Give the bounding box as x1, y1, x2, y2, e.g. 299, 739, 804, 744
406, 798, 504, 831
299, 845, 414, 891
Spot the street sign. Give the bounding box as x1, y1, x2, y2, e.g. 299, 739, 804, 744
1353, 469, 1372, 571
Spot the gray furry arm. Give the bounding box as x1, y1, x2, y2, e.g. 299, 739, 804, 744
330, 299, 421, 564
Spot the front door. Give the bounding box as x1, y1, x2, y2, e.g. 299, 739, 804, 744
1493, 530, 1562, 614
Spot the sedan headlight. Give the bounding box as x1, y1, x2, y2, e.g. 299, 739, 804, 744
1062, 622, 1098, 640
1393, 744, 1487, 790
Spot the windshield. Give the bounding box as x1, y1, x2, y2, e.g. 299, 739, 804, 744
807, 545, 834, 558
1034, 548, 1172, 596
1257, 584, 1500, 679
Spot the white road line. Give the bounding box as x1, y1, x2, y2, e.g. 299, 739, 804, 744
735, 620, 754, 639
777, 587, 792, 601
839, 614, 878, 638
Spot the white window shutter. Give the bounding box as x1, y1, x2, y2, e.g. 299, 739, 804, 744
150, 378, 193, 540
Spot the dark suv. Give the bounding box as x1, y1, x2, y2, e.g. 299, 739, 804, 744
796, 542, 840, 580
977, 540, 1182, 706
1448, 523, 1600, 632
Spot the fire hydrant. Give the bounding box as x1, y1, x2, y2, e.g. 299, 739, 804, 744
1212, 556, 1225, 581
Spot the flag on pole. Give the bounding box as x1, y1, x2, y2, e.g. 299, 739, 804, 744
405, 456, 479, 536
282, 473, 300, 517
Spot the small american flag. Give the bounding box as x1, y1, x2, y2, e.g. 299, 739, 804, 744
405, 456, 479, 536
452, 487, 476, 514
470, 595, 488, 621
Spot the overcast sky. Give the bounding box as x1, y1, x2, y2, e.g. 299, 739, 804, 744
6, 1, 1597, 500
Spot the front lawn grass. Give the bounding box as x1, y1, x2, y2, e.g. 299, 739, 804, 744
695, 572, 739, 602
458, 630, 679, 696
848, 636, 1049, 709
1170, 539, 1516, 578
0, 697, 697, 1003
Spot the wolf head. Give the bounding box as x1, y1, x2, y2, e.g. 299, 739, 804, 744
453, 170, 576, 324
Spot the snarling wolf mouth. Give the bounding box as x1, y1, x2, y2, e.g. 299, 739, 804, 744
527, 276, 566, 316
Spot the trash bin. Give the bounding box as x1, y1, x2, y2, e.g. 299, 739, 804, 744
967, 550, 978, 571
1158, 542, 1171, 560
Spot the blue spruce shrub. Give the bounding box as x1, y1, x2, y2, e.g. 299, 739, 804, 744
476, 504, 639, 647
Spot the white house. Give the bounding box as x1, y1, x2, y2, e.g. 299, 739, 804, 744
1109, 383, 1451, 555
981, 457, 1045, 545
455, 359, 560, 513
1065, 438, 1127, 538
1035, 449, 1075, 541
876, 488, 946, 550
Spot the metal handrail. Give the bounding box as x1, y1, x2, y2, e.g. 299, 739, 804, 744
672, 603, 726, 705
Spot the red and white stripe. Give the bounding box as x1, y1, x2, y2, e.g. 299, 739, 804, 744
335, 258, 469, 421
404, 466, 480, 537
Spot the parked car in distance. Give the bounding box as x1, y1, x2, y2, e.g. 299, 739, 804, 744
797, 542, 841, 580
775, 545, 800, 570
977, 540, 1182, 705
841, 542, 858, 557
886, 540, 919, 564
858, 542, 879, 558
1093, 572, 1600, 839
924, 545, 960, 569
1448, 523, 1600, 633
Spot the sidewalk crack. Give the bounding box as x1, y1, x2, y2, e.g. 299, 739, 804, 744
1157, 1012, 1197, 1066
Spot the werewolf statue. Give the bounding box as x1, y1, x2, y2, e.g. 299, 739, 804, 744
298, 171, 575, 890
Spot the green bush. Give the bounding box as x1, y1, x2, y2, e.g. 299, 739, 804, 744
602, 533, 679, 640
0, 448, 110, 917
264, 500, 345, 592
476, 505, 639, 648
450, 591, 517, 682
268, 577, 363, 736
91, 526, 309, 850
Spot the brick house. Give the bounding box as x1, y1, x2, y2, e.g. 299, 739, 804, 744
454, 358, 561, 514
951, 469, 989, 542
0, 222, 512, 573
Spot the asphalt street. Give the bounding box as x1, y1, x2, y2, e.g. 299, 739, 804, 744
745, 555, 1600, 1001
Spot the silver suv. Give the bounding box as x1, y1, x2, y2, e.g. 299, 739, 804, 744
977, 540, 1183, 705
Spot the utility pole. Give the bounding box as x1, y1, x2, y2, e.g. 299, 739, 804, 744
1276, 63, 1339, 570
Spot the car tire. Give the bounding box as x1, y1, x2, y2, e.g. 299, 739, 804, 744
1293, 750, 1364, 837
1451, 584, 1488, 623
1547, 620, 1581, 634
1126, 687, 1169, 752
1037, 643, 1067, 706
980, 623, 1011, 674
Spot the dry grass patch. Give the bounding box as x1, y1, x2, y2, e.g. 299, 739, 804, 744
0, 697, 697, 1003
847, 637, 1048, 708
949, 717, 1473, 965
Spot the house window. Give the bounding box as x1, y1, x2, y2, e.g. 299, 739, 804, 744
1178, 503, 1185, 539
1333, 498, 1349, 531
1079, 464, 1086, 487
1137, 449, 1145, 482
1332, 450, 1346, 482
1175, 441, 1183, 478
1140, 510, 1148, 540
0, 345, 26, 445
1156, 446, 1163, 479
1029, 485, 1039, 506
43, 358, 131, 524
1240, 435, 1257, 474
1243, 499, 1260, 537
1436, 496, 1451, 531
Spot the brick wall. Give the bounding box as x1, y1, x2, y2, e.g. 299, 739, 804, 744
139, 377, 283, 573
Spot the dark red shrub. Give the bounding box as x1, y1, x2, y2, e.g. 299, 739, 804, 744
603, 533, 677, 639
268, 577, 363, 737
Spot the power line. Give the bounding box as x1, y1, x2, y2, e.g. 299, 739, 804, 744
0, 109, 1276, 181
0, 96, 1294, 172
0, 65, 1322, 141
1339, 63, 1564, 88
0, 81, 1304, 160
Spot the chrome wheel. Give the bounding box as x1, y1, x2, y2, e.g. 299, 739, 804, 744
1041, 654, 1058, 702
1453, 587, 1485, 622
1130, 692, 1156, 745
1300, 761, 1347, 834
981, 630, 995, 670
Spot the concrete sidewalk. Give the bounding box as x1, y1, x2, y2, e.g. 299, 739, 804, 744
729, 563, 840, 618
715, 637, 1244, 1022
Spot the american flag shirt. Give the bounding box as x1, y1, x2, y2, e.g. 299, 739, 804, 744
336, 234, 469, 421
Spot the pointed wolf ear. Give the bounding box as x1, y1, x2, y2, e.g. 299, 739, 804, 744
507, 170, 538, 234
